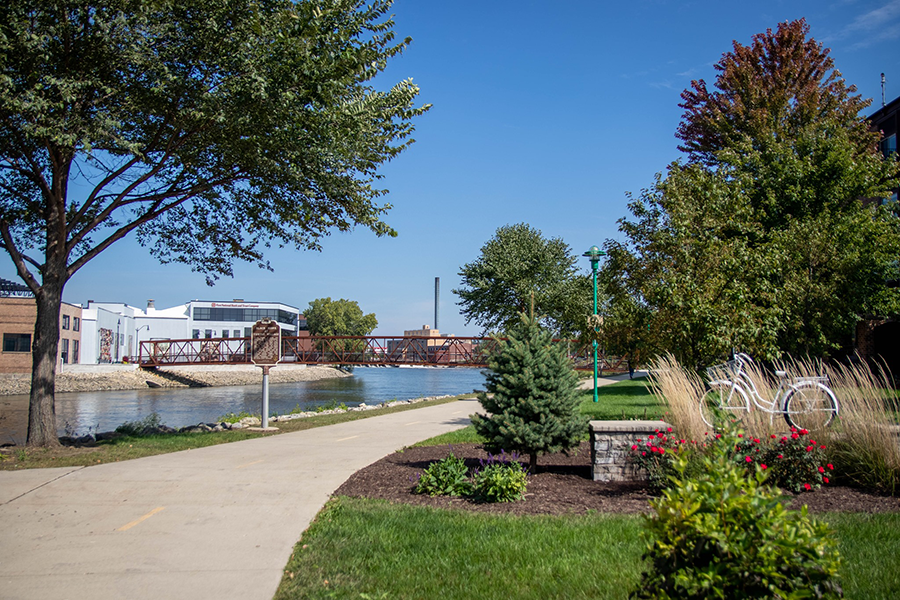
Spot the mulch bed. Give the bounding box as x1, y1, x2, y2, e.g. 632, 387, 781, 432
334, 442, 900, 515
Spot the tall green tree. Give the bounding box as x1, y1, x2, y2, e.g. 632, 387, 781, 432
602, 166, 777, 370
0, 0, 429, 446
604, 19, 899, 365
304, 297, 378, 337
454, 223, 591, 337
471, 314, 582, 471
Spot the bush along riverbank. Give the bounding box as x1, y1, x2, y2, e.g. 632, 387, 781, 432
45, 394, 461, 447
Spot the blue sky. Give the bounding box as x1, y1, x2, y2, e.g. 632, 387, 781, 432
4, 0, 899, 336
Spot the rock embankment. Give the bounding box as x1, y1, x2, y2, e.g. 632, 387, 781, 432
0, 364, 350, 396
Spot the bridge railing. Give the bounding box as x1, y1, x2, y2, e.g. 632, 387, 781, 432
138, 335, 627, 372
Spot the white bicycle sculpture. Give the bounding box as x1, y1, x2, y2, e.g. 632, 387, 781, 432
700, 353, 839, 431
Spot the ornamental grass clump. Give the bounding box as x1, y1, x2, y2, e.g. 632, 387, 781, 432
818, 361, 900, 495
631, 426, 843, 600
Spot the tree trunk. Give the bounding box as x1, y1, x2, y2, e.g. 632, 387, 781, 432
26, 280, 64, 447
529, 452, 538, 473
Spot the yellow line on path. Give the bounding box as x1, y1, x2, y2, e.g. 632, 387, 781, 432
336, 435, 359, 442
236, 459, 264, 469
117, 507, 165, 532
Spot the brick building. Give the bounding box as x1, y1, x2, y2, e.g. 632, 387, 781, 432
0, 280, 83, 373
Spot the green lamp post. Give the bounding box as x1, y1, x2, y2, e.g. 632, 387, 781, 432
583, 245, 606, 402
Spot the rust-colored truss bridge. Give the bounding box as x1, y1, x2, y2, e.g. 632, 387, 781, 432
138, 335, 627, 372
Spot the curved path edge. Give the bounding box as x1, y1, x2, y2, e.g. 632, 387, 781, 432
0, 398, 480, 600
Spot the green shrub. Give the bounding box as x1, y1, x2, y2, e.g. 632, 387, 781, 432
472, 454, 528, 503
735, 428, 832, 492
631, 427, 842, 600
413, 452, 472, 497
115, 413, 163, 436
217, 411, 257, 424
630, 427, 831, 494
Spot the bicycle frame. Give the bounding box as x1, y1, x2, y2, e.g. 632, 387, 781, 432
709, 353, 793, 416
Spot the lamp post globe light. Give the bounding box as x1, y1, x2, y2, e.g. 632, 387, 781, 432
583, 245, 606, 403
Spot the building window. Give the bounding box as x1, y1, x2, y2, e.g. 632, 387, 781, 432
73, 317, 80, 332
192, 329, 200, 339
222, 330, 229, 338
60, 338, 69, 364
3, 333, 31, 353
62, 315, 70, 330
204, 330, 213, 338
73, 340, 80, 364
881, 133, 897, 157
234, 330, 241, 338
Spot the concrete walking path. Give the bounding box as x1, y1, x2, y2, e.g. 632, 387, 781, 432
0, 374, 642, 600
0, 399, 479, 600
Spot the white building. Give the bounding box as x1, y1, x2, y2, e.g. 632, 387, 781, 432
79, 299, 304, 364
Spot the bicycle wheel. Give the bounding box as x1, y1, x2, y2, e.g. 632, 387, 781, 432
782, 382, 838, 430
699, 382, 750, 431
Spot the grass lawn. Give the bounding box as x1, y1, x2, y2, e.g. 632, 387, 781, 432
411, 377, 663, 448
275, 496, 900, 600
578, 377, 663, 421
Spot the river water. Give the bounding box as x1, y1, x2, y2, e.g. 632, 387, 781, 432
0, 367, 486, 443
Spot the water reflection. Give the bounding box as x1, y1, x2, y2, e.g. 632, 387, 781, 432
2, 367, 486, 441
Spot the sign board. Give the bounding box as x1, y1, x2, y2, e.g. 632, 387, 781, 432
250, 318, 282, 366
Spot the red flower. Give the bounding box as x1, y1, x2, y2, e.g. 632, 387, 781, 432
667, 427, 673, 432
827, 464, 833, 470
806, 446, 814, 452
818, 466, 825, 473
770, 434, 777, 439
641, 451, 646, 456
823, 477, 829, 484
791, 433, 800, 440
804, 483, 812, 491
761, 464, 768, 470
810, 440, 817, 445
745, 456, 752, 462
777, 454, 783, 459
753, 438, 760, 444
649, 434, 655, 439
800, 429, 809, 435
738, 434, 743, 438
715, 434, 722, 439
631, 444, 638, 451
820, 445, 827, 450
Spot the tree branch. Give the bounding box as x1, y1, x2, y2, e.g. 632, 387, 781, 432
0, 219, 43, 294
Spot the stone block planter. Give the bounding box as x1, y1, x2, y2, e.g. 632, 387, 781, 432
589, 420, 673, 482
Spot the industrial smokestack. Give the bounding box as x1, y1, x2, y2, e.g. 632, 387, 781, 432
434, 277, 440, 331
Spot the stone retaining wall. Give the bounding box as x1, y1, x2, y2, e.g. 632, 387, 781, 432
590, 420, 673, 482
0, 364, 349, 395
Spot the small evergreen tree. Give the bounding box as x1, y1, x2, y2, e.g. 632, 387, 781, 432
472, 314, 583, 471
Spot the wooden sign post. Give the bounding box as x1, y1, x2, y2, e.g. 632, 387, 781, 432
251, 318, 281, 428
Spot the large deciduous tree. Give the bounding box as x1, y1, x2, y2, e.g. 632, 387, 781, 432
454, 223, 591, 337
603, 19, 899, 366
304, 297, 377, 337
0, 0, 429, 446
